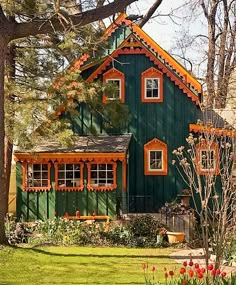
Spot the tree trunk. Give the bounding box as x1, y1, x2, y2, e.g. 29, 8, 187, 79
0, 37, 8, 244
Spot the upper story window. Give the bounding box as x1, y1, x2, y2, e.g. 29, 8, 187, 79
145, 78, 159, 99
87, 162, 117, 191
196, 141, 219, 175
55, 162, 84, 191
144, 138, 167, 175
23, 162, 51, 191
106, 79, 121, 100
103, 68, 125, 103
141, 67, 163, 103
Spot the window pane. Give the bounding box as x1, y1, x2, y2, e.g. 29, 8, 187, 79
66, 164, 73, 170
58, 164, 65, 170
145, 78, 159, 98
149, 150, 163, 170
33, 164, 41, 171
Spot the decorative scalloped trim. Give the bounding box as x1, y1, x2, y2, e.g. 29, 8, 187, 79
87, 45, 200, 105
101, 13, 201, 93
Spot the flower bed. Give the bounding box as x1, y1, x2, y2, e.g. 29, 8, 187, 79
142, 259, 236, 285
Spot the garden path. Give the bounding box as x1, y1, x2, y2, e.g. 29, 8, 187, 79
170, 248, 236, 274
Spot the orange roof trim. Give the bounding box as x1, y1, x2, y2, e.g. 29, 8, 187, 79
86, 43, 200, 105
102, 13, 201, 94
189, 124, 236, 137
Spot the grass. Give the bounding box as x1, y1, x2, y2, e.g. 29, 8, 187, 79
0, 246, 178, 285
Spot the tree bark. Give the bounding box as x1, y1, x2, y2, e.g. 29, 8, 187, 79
13, 0, 137, 40
0, 37, 9, 244
138, 0, 163, 28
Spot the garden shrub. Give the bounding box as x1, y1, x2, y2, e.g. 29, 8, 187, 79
5, 214, 168, 247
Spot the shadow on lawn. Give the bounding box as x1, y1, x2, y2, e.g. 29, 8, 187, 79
13, 245, 171, 259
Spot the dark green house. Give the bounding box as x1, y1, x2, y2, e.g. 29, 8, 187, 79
14, 13, 202, 221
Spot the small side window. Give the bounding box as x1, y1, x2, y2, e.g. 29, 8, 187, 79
144, 138, 167, 175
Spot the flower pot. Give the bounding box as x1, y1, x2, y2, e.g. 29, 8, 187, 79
178, 194, 191, 207
166, 231, 185, 244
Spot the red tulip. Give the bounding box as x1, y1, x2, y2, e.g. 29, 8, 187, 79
182, 280, 188, 285
183, 261, 188, 267
215, 269, 221, 275
180, 268, 186, 274
151, 266, 156, 272
221, 272, 227, 277
201, 268, 206, 273
188, 269, 194, 277
163, 267, 167, 271
197, 273, 203, 279
189, 260, 193, 266
164, 272, 168, 278
208, 264, 214, 271
211, 270, 216, 275
142, 264, 147, 270
169, 270, 174, 276
194, 263, 199, 269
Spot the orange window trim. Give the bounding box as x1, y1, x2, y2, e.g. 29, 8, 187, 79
196, 141, 220, 175
87, 161, 117, 191
54, 162, 84, 191
144, 138, 168, 176
141, 67, 163, 103
103, 68, 125, 103
22, 162, 51, 192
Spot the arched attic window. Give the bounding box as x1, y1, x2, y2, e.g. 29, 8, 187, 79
144, 138, 168, 175
103, 67, 125, 103
141, 67, 163, 103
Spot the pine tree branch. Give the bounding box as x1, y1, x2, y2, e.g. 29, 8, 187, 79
13, 0, 137, 40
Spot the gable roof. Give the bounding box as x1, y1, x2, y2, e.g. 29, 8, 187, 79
74, 13, 202, 105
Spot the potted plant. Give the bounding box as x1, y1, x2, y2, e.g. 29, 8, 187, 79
177, 189, 192, 207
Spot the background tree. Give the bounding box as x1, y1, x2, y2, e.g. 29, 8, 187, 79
170, 0, 236, 109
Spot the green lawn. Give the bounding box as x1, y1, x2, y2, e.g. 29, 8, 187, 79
0, 246, 178, 284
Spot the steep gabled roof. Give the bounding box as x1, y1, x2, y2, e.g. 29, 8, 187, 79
85, 33, 200, 104
76, 13, 201, 105
104, 14, 201, 91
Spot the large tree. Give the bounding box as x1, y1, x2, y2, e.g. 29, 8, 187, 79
0, 0, 164, 244
0, 0, 138, 244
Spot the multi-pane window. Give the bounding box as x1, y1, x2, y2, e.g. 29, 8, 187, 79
106, 79, 121, 100
145, 78, 159, 99
90, 163, 114, 186
26, 163, 49, 188
200, 150, 215, 171
149, 150, 163, 171
56, 163, 82, 188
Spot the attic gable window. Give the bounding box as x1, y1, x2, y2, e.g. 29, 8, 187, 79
22, 162, 51, 191
87, 161, 117, 191
103, 68, 125, 103
196, 141, 219, 175
55, 162, 84, 191
144, 138, 167, 175
141, 67, 163, 103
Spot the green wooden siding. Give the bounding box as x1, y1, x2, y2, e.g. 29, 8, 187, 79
71, 53, 200, 213
16, 161, 124, 220
16, 25, 201, 217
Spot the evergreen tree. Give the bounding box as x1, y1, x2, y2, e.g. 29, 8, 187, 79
0, 0, 139, 244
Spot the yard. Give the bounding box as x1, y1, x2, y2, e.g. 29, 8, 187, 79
0, 246, 176, 285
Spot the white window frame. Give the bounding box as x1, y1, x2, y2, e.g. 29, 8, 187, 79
200, 149, 216, 171
90, 163, 114, 187
148, 150, 163, 172
57, 163, 82, 188
26, 163, 49, 188
144, 78, 160, 99
106, 79, 121, 100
